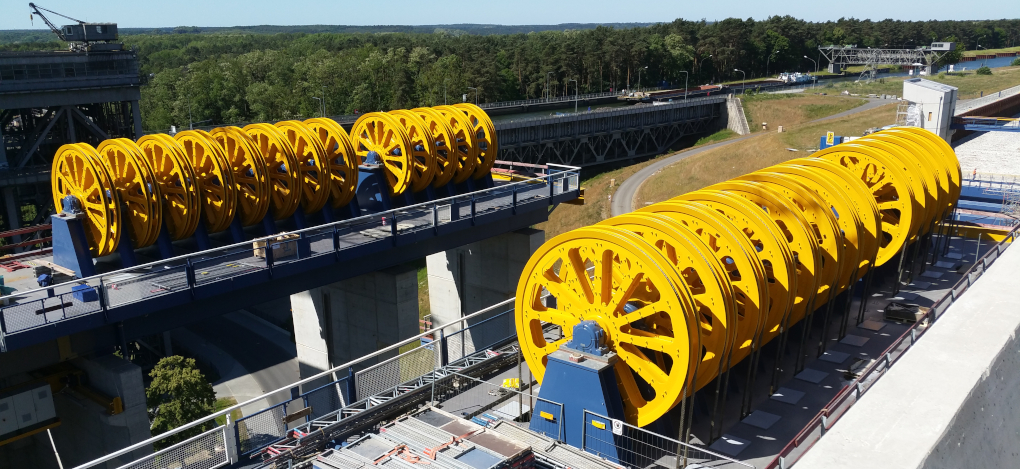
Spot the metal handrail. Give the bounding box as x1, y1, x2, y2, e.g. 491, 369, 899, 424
496, 96, 724, 127
70, 298, 515, 469
0, 164, 579, 312
768, 226, 1019, 468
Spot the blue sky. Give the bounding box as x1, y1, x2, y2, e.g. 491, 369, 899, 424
3, 0, 1018, 30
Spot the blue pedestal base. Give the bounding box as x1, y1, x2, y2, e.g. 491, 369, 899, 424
531, 349, 626, 461
50, 213, 96, 278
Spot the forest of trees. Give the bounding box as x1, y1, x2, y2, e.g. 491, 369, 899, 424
4, 16, 1019, 131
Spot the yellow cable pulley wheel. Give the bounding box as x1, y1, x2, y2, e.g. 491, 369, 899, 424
599, 213, 737, 394
812, 144, 918, 264
640, 201, 770, 366
709, 181, 821, 324
136, 135, 201, 241
451, 103, 498, 179
677, 190, 799, 344
389, 110, 438, 192
886, 127, 961, 207
276, 121, 332, 214
432, 107, 477, 184
51, 143, 121, 257
174, 130, 237, 233
96, 138, 163, 248
881, 128, 956, 217
766, 164, 869, 287
787, 158, 882, 270
244, 123, 302, 220
350, 113, 415, 197
305, 118, 359, 209
515, 226, 699, 427
735, 173, 844, 304
854, 137, 937, 234
411, 107, 459, 188
211, 127, 271, 226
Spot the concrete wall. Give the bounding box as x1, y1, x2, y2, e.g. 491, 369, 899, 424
426, 228, 544, 329
292, 263, 419, 380
724, 96, 750, 136
796, 241, 1020, 469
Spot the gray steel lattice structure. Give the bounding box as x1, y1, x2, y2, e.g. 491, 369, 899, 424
494, 96, 724, 166
819, 45, 948, 78
0, 49, 141, 238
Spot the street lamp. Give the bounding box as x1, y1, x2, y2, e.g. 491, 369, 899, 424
637, 65, 648, 90
766, 50, 779, 77
568, 79, 578, 112
312, 97, 323, 117
467, 87, 479, 105
977, 45, 988, 67
734, 68, 746, 94
804, 55, 818, 88
678, 70, 688, 101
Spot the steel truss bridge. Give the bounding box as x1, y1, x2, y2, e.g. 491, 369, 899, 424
494, 96, 724, 166
819, 45, 950, 79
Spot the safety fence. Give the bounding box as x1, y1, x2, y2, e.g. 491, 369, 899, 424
480, 90, 623, 109
766, 227, 1019, 469
955, 83, 1020, 114
0, 164, 581, 350
583, 410, 753, 469
70, 300, 521, 469
496, 95, 723, 127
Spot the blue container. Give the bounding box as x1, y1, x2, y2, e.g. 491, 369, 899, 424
72, 284, 99, 302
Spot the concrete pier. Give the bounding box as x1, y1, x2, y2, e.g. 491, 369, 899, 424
291, 263, 419, 380
426, 228, 543, 348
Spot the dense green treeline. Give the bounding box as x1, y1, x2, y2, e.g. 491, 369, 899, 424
5, 16, 1018, 131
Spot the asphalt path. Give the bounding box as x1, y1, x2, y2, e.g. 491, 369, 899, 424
611, 97, 891, 216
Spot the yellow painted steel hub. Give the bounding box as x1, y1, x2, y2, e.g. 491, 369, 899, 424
211, 127, 271, 226
350, 113, 415, 197
52, 143, 121, 257
305, 118, 359, 209
136, 135, 201, 241
389, 110, 438, 193
174, 130, 237, 233
96, 138, 163, 248
244, 123, 302, 220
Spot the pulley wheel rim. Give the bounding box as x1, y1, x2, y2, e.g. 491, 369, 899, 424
304, 118, 359, 209
411, 107, 459, 188
244, 123, 302, 220
174, 130, 237, 233
211, 127, 271, 226
96, 138, 162, 248
137, 135, 201, 241
350, 113, 415, 197
51, 143, 121, 257
515, 226, 698, 427
390, 110, 438, 192
276, 121, 333, 214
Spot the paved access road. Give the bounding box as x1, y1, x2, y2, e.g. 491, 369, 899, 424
611, 97, 890, 216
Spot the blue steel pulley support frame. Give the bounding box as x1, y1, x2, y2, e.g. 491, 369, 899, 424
530, 322, 625, 462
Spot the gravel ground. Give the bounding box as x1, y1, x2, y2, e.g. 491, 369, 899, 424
954, 118, 1020, 176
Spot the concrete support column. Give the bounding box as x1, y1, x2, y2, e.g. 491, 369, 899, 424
426, 228, 544, 329
291, 263, 419, 380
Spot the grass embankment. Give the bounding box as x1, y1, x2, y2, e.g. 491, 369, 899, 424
742, 94, 866, 132
963, 46, 1020, 57
816, 66, 1020, 99
537, 93, 874, 238
634, 102, 898, 207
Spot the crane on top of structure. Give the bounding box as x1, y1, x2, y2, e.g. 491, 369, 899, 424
28, 2, 121, 51
819, 42, 956, 82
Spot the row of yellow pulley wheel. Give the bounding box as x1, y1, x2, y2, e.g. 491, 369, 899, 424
50, 104, 498, 257
514, 126, 962, 427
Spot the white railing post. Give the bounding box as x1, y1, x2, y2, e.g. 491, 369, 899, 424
224, 414, 239, 464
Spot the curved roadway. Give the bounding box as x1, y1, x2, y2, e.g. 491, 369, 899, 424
611, 97, 890, 216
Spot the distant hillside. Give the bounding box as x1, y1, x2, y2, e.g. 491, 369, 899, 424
0, 22, 657, 44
